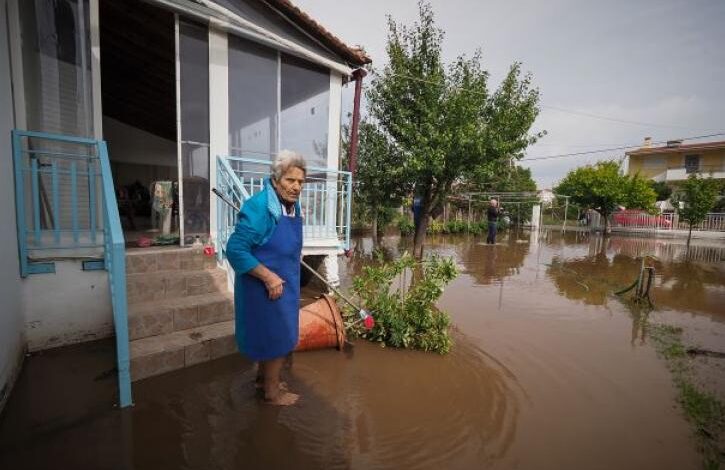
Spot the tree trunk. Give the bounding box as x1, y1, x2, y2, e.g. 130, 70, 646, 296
687, 223, 693, 248
412, 212, 429, 259
371, 210, 379, 246
602, 211, 611, 236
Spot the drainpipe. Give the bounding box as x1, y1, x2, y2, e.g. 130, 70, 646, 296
348, 68, 366, 175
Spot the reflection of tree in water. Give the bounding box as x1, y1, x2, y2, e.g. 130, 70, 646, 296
547, 250, 641, 306
457, 235, 530, 285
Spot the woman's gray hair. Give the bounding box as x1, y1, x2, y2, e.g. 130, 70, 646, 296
271, 150, 307, 181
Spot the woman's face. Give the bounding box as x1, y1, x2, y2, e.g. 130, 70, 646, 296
273, 167, 305, 204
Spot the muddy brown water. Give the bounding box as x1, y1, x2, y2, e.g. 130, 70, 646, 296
1, 231, 723, 469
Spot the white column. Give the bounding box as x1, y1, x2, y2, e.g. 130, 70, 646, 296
321, 254, 340, 288
531, 204, 541, 229
208, 27, 228, 245
89, 0, 103, 139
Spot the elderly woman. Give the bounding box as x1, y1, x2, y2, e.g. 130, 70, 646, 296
226, 151, 305, 406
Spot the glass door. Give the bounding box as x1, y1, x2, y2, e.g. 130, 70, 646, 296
177, 18, 210, 245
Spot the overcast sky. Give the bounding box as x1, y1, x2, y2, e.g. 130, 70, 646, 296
294, 0, 725, 188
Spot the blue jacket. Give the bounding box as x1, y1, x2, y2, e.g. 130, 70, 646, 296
226, 178, 302, 274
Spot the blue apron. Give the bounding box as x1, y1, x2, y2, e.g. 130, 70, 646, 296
235, 213, 302, 361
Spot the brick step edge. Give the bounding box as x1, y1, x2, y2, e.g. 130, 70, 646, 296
128, 292, 234, 341
126, 248, 217, 275
130, 320, 236, 382
126, 269, 228, 304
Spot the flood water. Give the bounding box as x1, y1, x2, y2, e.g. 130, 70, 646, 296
1, 231, 724, 469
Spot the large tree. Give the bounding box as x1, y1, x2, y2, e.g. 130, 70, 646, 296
354, 121, 408, 244
367, 2, 543, 257
554, 160, 656, 234
673, 174, 720, 247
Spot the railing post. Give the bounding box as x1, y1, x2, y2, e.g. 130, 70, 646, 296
12, 131, 29, 277
88, 159, 97, 244
71, 161, 79, 243
31, 158, 41, 245
51, 161, 60, 244
98, 140, 132, 408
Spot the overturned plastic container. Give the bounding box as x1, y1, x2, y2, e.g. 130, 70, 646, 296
296, 294, 346, 351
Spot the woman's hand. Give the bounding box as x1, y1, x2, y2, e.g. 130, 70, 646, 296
263, 272, 285, 300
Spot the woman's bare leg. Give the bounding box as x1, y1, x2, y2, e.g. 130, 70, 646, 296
262, 357, 299, 405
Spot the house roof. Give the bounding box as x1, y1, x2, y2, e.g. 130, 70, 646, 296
626, 140, 725, 156
265, 0, 371, 66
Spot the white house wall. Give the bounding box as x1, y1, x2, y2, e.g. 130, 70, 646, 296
22, 261, 113, 352
0, 0, 25, 413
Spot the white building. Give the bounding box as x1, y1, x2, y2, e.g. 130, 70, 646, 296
0, 0, 369, 411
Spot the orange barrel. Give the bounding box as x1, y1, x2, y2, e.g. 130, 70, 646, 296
295, 294, 346, 351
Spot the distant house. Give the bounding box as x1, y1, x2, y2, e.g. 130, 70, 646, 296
538, 189, 555, 205
626, 137, 725, 184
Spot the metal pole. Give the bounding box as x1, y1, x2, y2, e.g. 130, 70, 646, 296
467, 195, 472, 231
348, 69, 367, 175
562, 197, 569, 233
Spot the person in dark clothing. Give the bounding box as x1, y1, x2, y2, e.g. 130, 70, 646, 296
486, 199, 500, 244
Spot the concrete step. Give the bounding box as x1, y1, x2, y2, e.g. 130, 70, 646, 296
128, 291, 234, 341
126, 246, 216, 275
126, 268, 228, 304
130, 320, 236, 382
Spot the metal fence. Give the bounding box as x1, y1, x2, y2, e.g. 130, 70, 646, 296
216, 156, 352, 252
609, 211, 725, 232
12, 130, 131, 408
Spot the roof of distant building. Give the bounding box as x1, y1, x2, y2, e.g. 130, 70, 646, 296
626, 140, 725, 156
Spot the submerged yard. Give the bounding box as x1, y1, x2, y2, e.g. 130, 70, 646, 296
1, 231, 723, 469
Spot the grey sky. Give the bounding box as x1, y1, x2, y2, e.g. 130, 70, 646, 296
295, 0, 725, 188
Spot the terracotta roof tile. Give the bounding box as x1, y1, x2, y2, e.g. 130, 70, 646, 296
265, 0, 371, 66
626, 140, 725, 155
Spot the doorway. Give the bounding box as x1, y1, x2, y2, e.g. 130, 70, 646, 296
99, 0, 179, 246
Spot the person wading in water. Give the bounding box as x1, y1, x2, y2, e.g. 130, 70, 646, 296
226, 151, 305, 406
486, 198, 501, 244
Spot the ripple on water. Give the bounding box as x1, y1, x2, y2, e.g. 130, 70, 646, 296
277, 332, 523, 469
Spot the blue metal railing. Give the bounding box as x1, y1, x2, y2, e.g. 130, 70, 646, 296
215, 155, 352, 255
12, 130, 132, 408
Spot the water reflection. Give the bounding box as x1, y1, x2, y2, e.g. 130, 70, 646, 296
541, 233, 725, 319
457, 233, 530, 286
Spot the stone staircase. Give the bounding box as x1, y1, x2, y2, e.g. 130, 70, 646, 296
126, 247, 237, 381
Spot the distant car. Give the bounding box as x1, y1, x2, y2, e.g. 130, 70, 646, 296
612, 210, 672, 228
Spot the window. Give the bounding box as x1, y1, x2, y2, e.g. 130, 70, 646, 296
685, 155, 700, 174
642, 156, 666, 169
179, 19, 210, 241
280, 54, 330, 168
228, 35, 278, 160
19, 0, 94, 137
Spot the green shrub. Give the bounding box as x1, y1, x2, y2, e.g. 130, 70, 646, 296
343, 253, 458, 354
427, 220, 445, 234
397, 215, 415, 236
468, 221, 487, 234
444, 220, 467, 233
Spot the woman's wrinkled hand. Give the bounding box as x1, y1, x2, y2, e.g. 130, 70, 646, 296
264, 273, 285, 300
